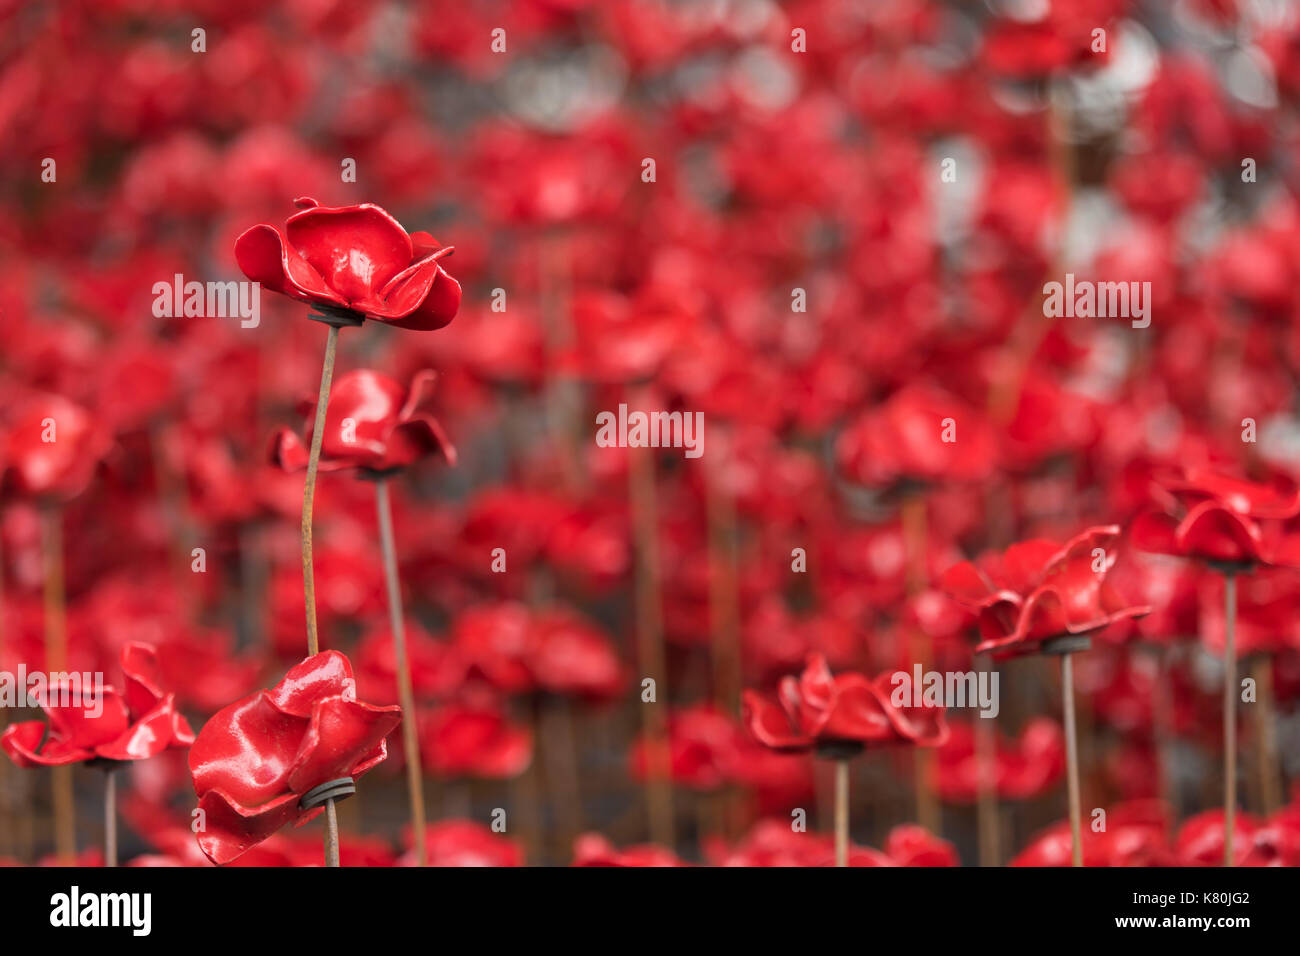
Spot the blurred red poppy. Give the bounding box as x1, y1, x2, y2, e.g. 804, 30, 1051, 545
2, 642, 194, 767
741, 653, 947, 755
399, 821, 523, 867
418, 697, 532, 779
941, 526, 1150, 656
571, 834, 686, 867
1132, 468, 1300, 568
836, 385, 996, 488
1012, 801, 1175, 867
271, 368, 454, 475
935, 718, 1065, 804
1, 393, 112, 502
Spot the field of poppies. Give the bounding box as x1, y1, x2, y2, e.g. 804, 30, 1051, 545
1, 0, 1300, 873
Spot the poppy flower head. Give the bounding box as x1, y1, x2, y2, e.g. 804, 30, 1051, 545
234, 198, 461, 330
270, 368, 455, 475
1, 393, 112, 502
835, 384, 997, 490
941, 525, 1150, 657
188, 650, 401, 865
1, 641, 195, 768
741, 653, 948, 756
1132, 467, 1300, 569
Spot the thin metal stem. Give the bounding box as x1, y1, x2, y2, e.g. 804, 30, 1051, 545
104, 769, 116, 868
302, 324, 340, 657
41, 507, 75, 860
1255, 655, 1282, 816
324, 799, 340, 867
1223, 572, 1237, 867
834, 759, 849, 868
628, 420, 673, 848
374, 478, 427, 866
1061, 652, 1083, 867
974, 652, 1000, 867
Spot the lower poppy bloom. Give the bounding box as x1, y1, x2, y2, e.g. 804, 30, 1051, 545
2, 642, 194, 767
270, 368, 455, 475
188, 651, 401, 865
741, 653, 947, 755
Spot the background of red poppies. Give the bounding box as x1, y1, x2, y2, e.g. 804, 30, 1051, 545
2, 0, 1300, 866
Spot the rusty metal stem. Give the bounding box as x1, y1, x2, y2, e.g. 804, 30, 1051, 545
374, 478, 427, 866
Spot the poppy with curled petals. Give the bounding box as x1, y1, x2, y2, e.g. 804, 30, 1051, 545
271, 368, 455, 476
234, 198, 461, 330
940, 526, 1150, 657
188, 651, 401, 865
1, 393, 112, 502
2, 642, 194, 767
1131, 468, 1300, 569
741, 653, 947, 756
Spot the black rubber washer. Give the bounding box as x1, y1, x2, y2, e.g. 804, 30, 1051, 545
305, 305, 366, 329
299, 777, 357, 810
1040, 635, 1092, 656
814, 740, 865, 760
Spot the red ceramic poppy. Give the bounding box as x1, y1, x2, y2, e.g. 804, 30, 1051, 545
940, 525, 1151, 656
1011, 801, 1175, 867
271, 368, 455, 475
706, 820, 884, 867
2, 642, 194, 767
1132, 467, 1300, 568
1174, 809, 1261, 867
528, 606, 624, 700
188, 650, 401, 865
883, 825, 960, 867
836, 384, 997, 489
628, 704, 743, 791
706, 819, 931, 867
354, 620, 465, 705
399, 821, 523, 867
741, 653, 948, 755
450, 601, 624, 700
234, 198, 461, 329
418, 697, 532, 779
1, 393, 112, 502
570, 833, 687, 867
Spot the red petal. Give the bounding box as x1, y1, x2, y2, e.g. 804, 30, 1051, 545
234, 223, 345, 308
285, 203, 414, 304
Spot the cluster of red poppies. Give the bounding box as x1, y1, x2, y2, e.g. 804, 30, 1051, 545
2, 0, 1300, 868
